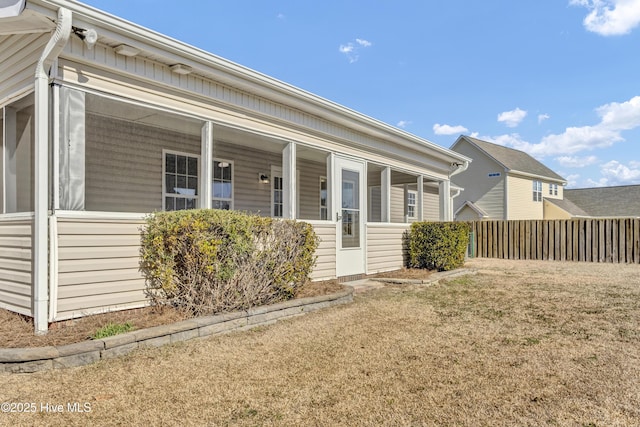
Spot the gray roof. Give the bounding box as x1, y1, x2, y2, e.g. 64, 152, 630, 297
545, 197, 590, 217
564, 185, 640, 218
454, 136, 566, 182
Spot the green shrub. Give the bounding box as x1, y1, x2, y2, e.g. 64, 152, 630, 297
408, 222, 470, 271
140, 209, 319, 316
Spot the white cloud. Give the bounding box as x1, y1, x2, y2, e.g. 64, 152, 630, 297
538, 113, 550, 124
492, 95, 640, 158
570, 0, 640, 36
564, 173, 581, 188
397, 120, 412, 128
497, 108, 527, 128
555, 155, 599, 167
598, 160, 640, 184
277, 13, 286, 20
433, 123, 468, 135
339, 38, 372, 63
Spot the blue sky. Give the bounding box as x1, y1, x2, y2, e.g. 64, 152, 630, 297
81, 0, 640, 189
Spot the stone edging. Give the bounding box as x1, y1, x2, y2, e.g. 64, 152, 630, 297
371, 268, 477, 285
0, 288, 353, 374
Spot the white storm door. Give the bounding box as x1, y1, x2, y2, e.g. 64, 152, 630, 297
335, 157, 365, 276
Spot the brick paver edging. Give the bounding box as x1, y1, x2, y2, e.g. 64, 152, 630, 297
0, 288, 353, 374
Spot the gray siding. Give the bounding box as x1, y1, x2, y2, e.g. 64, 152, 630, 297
451, 140, 506, 219
0, 217, 33, 316
298, 159, 326, 220
366, 224, 409, 273
310, 222, 336, 280
423, 186, 440, 221
0, 33, 48, 102
55, 217, 147, 320
390, 186, 405, 223
85, 113, 200, 212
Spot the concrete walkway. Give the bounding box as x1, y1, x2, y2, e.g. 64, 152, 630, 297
342, 268, 477, 294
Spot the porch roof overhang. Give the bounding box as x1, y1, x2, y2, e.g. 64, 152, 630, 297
8, 0, 470, 177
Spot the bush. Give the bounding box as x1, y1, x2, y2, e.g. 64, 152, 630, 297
408, 222, 470, 271
140, 209, 319, 316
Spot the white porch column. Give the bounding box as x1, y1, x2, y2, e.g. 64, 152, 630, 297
403, 184, 409, 223
381, 166, 391, 222
282, 142, 297, 219
439, 180, 452, 221
417, 175, 424, 221
200, 121, 213, 209
326, 153, 334, 221
3, 107, 17, 213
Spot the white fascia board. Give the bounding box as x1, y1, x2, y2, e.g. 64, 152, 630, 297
33, 0, 468, 167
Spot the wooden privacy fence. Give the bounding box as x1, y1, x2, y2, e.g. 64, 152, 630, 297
468, 218, 640, 264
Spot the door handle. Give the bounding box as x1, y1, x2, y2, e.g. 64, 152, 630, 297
336, 212, 342, 221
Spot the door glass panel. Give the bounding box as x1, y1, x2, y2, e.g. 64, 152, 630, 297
342, 169, 360, 248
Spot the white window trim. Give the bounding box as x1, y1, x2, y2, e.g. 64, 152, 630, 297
212, 157, 234, 210
270, 165, 299, 218
407, 189, 418, 219
532, 180, 542, 202
162, 149, 200, 211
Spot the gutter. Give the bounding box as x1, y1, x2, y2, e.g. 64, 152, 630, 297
33, 6, 72, 334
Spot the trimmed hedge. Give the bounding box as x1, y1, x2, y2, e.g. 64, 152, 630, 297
408, 222, 470, 271
140, 209, 319, 316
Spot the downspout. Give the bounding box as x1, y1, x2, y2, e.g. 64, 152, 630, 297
451, 187, 462, 220
34, 7, 72, 334
446, 160, 469, 221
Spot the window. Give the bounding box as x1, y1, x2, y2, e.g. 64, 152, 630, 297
407, 190, 417, 219
320, 177, 328, 220
488, 172, 501, 178
273, 174, 283, 217
553, 183, 558, 196
163, 151, 199, 211
212, 159, 233, 210
532, 180, 542, 202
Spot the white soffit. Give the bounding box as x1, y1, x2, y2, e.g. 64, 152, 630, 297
0, 1, 55, 35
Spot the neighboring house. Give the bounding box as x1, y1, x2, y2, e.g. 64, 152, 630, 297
0, 0, 471, 331
450, 135, 567, 220
555, 185, 640, 218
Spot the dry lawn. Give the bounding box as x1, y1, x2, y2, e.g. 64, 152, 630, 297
1, 259, 640, 426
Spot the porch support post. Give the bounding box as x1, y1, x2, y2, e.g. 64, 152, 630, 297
439, 180, 452, 221
3, 107, 17, 213
33, 7, 71, 334
417, 175, 424, 221
200, 121, 213, 209
327, 153, 335, 221
381, 166, 391, 222
283, 142, 296, 219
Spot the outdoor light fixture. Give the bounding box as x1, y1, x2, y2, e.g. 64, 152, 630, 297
217, 161, 230, 168
170, 63, 192, 75
72, 26, 98, 49
258, 173, 269, 184
114, 44, 140, 57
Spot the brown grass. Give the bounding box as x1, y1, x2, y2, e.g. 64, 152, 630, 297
2, 259, 640, 426
0, 280, 343, 348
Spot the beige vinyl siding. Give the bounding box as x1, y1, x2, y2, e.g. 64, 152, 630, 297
0, 33, 48, 102
456, 205, 482, 221
543, 199, 572, 220
212, 142, 281, 215
0, 117, 3, 210
451, 140, 505, 219
0, 216, 33, 316
55, 217, 147, 320
309, 222, 336, 280
390, 186, 405, 223
366, 223, 409, 273
298, 159, 326, 220
507, 175, 543, 220
85, 113, 200, 212
423, 186, 440, 221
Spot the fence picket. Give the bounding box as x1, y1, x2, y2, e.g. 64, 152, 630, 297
468, 218, 639, 264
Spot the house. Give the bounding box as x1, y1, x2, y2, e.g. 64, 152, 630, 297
554, 185, 640, 218
0, 0, 471, 331
450, 135, 567, 221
